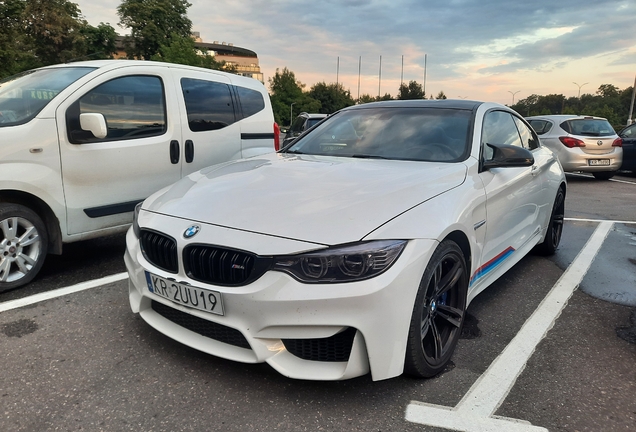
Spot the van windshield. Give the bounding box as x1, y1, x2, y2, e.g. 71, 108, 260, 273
0, 67, 95, 127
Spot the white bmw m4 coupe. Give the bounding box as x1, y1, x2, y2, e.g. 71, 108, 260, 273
125, 100, 566, 381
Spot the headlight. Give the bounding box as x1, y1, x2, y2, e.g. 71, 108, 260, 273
272, 240, 407, 283
132, 202, 143, 238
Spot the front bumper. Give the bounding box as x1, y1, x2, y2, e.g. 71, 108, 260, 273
124, 222, 436, 381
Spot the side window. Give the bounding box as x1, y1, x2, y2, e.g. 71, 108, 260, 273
528, 119, 552, 135
181, 78, 235, 132
512, 116, 540, 150
621, 124, 636, 138
235, 86, 264, 118
67, 75, 166, 144
481, 110, 523, 160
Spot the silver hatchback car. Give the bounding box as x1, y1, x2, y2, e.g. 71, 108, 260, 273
526, 115, 623, 180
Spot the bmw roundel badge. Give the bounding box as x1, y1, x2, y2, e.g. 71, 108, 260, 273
184, 225, 200, 239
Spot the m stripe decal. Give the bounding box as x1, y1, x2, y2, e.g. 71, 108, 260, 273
470, 246, 515, 286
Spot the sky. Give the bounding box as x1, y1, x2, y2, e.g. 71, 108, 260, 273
74, 0, 636, 106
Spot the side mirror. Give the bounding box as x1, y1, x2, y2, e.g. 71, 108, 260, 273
482, 143, 534, 170
80, 113, 108, 139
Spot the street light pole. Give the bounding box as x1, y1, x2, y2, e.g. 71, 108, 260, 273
508, 90, 520, 105
289, 102, 295, 128
573, 82, 588, 98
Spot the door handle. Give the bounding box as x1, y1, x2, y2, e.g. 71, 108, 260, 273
170, 140, 180, 164
185, 140, 194, 163
531, 165, 539, 176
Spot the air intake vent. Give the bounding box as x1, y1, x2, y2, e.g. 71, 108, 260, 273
151, 301, 251, 349
184, 245, 269, 286
282, 327, 357, 362
140, 230, 178, 273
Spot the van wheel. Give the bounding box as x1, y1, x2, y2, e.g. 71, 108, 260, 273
592, 172, 614, 180
404, 240, 468, 378
0, 204, 48, 292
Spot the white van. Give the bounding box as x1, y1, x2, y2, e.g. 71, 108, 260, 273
0, 60, 279, 291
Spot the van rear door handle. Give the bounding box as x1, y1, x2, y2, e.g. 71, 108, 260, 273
170, 140, 180, 164
185, 140, 194, 163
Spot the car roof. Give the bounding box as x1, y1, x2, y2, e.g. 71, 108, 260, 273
341, 99, 484, 112
526, 114, 609, 121
298, 112, 328, 119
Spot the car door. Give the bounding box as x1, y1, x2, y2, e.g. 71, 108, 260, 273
619, 124, 636, 171
57, 65, 183, 235
477, 110, 546, 281
174, 71, 242, 176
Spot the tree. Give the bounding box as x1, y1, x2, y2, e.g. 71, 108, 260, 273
308, 82, 355, 114
118, 0, 192, 60
435, 91, 447, 100
357, 94, 376, 104
376, 93, 393, 101
151, 32, 228, 71
268, 67, 320, 125
22, 0, 87, 65
398, 80, 425, 100
0, 0, 35, 78
78, 22, 118, 60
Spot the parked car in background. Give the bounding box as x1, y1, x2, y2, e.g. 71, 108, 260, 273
526, 115, 622, 180
282, 112, 328, 147
0, 60, 278, 292
126, 100, 566, 381
617, 123, 636, 173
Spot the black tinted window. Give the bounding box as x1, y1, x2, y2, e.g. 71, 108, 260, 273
287, 107, 471, 162
181, 78, 235, 132
528, 119, 552, 135
67, 75, 166, 144
561, 119, 614, 136
236, 86, 264, 118
482, 111, 523, 160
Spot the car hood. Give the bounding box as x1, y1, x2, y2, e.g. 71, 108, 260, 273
145, 153, 467, 245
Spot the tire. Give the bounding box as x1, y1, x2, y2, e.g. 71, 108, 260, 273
404, 240, 468, 378
0, 203, 48, 293
535, 187, 565, 256
592, 171, 615, 180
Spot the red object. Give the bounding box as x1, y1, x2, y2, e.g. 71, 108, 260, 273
559, 136, 585, 148
273, 122, 280, 151
612, 138, 623, 147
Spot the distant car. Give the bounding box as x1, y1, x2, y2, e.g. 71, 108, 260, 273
526, 115, 622, 180
617, 123, 636, 172
126, 100, 566, 381
282, 112, 328, 147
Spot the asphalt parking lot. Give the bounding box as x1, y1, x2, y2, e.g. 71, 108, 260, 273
1, 173, 635, 432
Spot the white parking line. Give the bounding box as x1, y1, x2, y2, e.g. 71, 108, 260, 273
568, 172, 636, 185
0, 272, 128, 313
566, 217, 636, 225
405, 221, 614, 431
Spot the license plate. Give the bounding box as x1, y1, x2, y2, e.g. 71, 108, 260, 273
588, 159, 610, 166
145, 272, 224, 316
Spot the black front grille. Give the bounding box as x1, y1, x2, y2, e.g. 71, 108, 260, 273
184, 245, 268, 286
140, 230, 178, 273
282, 327, 357, 362
151, 300, 251, 349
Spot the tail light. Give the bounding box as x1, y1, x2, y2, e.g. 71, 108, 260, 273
273, 122, 280, 151
559, 136, 585, 148
612, 138, 622, 147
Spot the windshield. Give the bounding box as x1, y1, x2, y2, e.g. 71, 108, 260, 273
0, 67, 95, 127
285, 107, 471, 162
561, 119, 615, 137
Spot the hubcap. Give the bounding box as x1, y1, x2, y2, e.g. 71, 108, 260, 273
0, 217, 41, 283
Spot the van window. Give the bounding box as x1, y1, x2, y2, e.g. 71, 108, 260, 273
236, 86, 265, 118
0, 67, 95, 127
181, 78, 236, 132
66, 75, 166, 144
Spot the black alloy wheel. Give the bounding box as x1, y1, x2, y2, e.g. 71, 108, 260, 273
535, 187, 565, 256
405, 240, 468, 378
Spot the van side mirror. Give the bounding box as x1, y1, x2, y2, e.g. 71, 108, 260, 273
482, 143, 534, 170
80, 113, 108, 139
